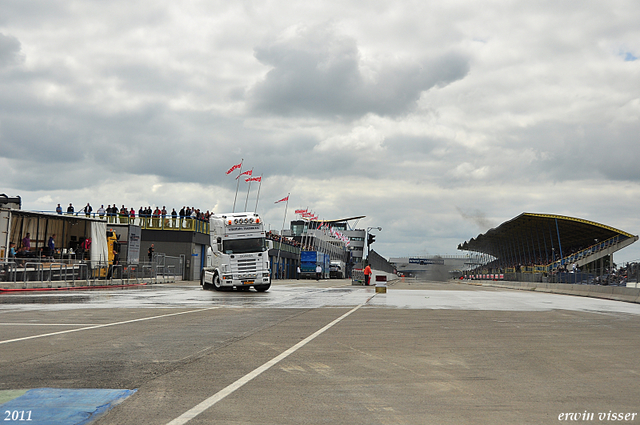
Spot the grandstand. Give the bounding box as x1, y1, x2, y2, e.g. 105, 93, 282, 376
458, 213, 638, 282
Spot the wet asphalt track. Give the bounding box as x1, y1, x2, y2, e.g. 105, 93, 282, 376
1, 278, 640, 424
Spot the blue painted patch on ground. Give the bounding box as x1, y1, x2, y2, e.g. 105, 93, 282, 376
0, 388, 136, 425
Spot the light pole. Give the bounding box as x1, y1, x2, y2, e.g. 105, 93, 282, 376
366, 226, 382, 259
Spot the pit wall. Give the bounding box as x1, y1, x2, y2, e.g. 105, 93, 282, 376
465, 279, 640, 304
371, 270, 399, 285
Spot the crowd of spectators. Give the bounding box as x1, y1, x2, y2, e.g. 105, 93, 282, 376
467, 237, 625, 276
587, 262, 640, 286
467, 255, 640, 286
264, 231, 329, 252
266, 231, 300, 248
54, 202, 211, 230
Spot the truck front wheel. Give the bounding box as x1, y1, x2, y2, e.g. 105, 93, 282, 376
213, 273, 223, 291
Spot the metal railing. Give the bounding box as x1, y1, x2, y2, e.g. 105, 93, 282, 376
35, 210, 209, 234
351, 268, 365, 285
1, 256, 181, 288
104, 215, 209, 233
270, 241, 301, 255
499, 235, 627, 274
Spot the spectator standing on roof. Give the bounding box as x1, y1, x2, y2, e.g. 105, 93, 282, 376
179, 206, 186, 228
161, 206, 167, 228
118, 205, 127, 223
84, 203, 92, 217
97, 205, 105, 219
186, 207, 194, 229
171, 208, 177, 228
56, 204, 62, 214
107, 205, 115, 223
67, 203, 74, 215
153, 207, 161, 227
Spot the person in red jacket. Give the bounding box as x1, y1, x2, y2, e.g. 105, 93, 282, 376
364, 264, 372, 286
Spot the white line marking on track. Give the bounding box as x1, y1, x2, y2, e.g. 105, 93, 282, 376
0, 323, 102, 326
166, 299, 372, 425
0, 307, 219, 345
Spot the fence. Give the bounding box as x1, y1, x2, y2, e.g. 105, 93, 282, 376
482, 263, 640, 287
351, 268, 365, 285
0, 254, 183, 288
37, 210, 209, 234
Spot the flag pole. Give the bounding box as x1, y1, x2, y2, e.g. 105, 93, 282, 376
254, 174, 263, 212
300, 207, 308, 256
232, 159, 243, 213
275, 193, 290, 280
302, 211, 311, 251
244, 168, 254, 211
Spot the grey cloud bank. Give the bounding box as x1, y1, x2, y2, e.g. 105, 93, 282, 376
1, 0, 640, 262
249, 24, 470, 118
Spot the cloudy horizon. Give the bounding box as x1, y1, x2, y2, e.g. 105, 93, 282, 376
2, 0, 639, 263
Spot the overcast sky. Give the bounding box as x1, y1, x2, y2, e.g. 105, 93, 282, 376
2, 0, 640, 263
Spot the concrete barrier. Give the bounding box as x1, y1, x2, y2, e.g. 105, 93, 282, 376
469, 279, 640, 304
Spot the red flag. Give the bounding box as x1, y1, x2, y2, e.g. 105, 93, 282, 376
295, 209, 307, 214
226, 162, 242, 175
275, 196, 289, 203
245, 176, 262, 182
236, 169, 253, 180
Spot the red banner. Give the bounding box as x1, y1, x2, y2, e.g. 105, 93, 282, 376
226, 162, 241, 175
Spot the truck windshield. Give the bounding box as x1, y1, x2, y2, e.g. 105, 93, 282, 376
223, 237, 266, 254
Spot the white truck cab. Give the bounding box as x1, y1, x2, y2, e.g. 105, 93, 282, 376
201, 212, 271, 291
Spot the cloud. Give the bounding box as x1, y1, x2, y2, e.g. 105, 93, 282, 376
248, 23, 470, 119
0, 33, 23, 67
315, 125, 385, 152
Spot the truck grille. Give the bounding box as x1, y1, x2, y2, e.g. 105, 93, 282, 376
232, 257, 259, 279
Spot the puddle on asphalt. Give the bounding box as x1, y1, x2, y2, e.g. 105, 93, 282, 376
5, 285, 638, 316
